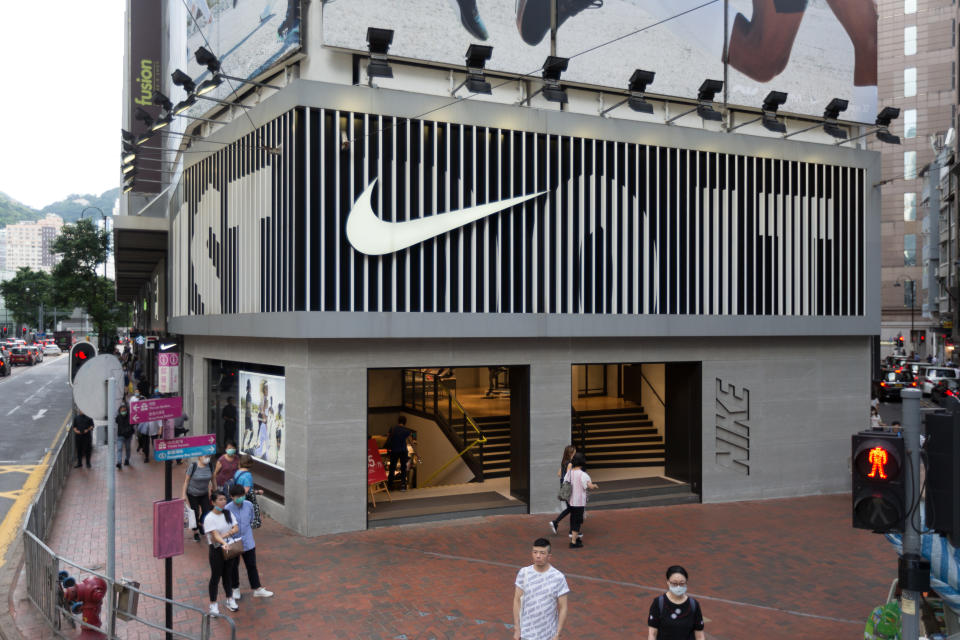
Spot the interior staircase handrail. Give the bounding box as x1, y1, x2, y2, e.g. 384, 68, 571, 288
640, 372, 666, 408
422, 381, 488, 487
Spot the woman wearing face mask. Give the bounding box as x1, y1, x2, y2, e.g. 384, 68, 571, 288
182, 454, 214, 542
203, 491, 240, 615
214, 440, 240, 492
115, 404, 135, 469
225, 484, 274, 601
647, 565, 704, 640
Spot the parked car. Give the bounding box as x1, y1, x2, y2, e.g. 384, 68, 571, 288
873, 369, 917, 402
27, 345, 43, 363
919, 366, 960, 395
10, 347, 36, 366
931, 379, 960, 407
0, 346, 9, 376
42, 343, 61, 356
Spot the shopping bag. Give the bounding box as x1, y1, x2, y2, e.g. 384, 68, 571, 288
185, 505, 196, 530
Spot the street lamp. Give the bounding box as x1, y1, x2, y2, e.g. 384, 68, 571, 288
80, 206, 109, 279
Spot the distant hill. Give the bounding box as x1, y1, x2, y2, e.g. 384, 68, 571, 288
0, 187, 120, 229
40, 187, 120, 223
0, 192, 41, 228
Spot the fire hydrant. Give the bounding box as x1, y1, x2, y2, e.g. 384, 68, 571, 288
59, 572, 107, 639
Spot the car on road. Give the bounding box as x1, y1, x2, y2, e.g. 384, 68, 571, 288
10, 347, 36, 366
931, 379, 960, 407
0, 347, 9, 376
27, 345, 43, 363
42, 343, 61, 356
918, 366, 960, 395
873, 369, 917, 401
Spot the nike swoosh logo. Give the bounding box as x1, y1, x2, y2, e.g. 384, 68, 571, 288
346, 178, 546, 256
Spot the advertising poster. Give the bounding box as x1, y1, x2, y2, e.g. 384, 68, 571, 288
181, 0, 302, 119
238, 371, 286, 469
323, 0, 876, 123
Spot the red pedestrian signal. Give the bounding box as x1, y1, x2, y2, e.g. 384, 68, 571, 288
69, 342, 98, 384
852, 432, 905, 533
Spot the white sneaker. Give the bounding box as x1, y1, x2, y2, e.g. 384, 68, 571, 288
548, 521, 557, 535
231, 589, 241, 601
225, 598, 239, 612
208, 603, 219, 616
253, 587, 274, 598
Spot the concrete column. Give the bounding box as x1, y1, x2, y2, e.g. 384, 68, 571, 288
528, 358, 572, 514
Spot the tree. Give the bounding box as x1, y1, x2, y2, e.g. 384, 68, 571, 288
50, 219, 127, 345
0, 268, 53, 328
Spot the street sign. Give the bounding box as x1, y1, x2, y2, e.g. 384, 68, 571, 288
129, 396, 183, 424
153, 498, 185, 559
153, 434, 216, 462
72, 354, 123, 420
157, 352, 180, 394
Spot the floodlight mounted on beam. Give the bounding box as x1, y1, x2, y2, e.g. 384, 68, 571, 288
726, 90, 787, 133
452, 44, 494, 96
666, 79, 723, 124
836, 106, 901, 146
781, 97, 848, 139
600, 69, 655, 116
366, 28, 395, 79
522, 56, 569, 106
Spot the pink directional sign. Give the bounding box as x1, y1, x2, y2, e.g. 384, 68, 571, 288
130, 396, 183, 424
154, 498, 185, 559
154, 433, 217, 462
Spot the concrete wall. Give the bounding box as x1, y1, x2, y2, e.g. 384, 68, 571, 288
182, 334, 868, 537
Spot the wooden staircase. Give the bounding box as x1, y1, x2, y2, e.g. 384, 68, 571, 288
574, 406, 665, 468
470, 416, 511, 480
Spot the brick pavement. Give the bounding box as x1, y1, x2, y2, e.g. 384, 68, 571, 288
11, 441, 896, 639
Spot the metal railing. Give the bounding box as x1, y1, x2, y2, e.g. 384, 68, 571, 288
21, 421, 236, 639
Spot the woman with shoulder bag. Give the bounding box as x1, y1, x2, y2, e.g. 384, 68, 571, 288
564, 452, 598, 549
182, 455, 214, 542
203, 491, 241, 615
549, 445, 576, 536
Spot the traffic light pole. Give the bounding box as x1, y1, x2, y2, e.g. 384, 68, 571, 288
901, 387, 922, 640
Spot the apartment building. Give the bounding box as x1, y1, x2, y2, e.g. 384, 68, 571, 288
5, 214, 63, 272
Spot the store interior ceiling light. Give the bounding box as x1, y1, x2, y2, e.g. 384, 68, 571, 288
823, 122, 847, 139
122, 151, 136, 164
195, 46, 221, 73
171, 69, 197, 94
366, 27, 395, 79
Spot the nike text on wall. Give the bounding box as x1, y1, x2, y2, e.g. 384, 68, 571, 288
175, 107, 867, 318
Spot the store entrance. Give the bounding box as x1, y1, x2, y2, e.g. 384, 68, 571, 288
570, 363, 702, 508
366, 366, 529, 527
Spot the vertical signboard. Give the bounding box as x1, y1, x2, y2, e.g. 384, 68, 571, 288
129, 0, 162, 193
157, 352, 180, 394
153, 498, 185, 559
238, 371, 286, 469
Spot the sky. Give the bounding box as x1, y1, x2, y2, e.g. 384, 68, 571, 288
0, 1, 124, 210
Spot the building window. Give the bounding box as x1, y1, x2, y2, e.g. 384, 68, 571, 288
904, 108, 917, 138
904, 279, 916, 307
905, 0, 916, 13
905, 235, 917, 266
904, 150, 917, 179
904, 68, 917, 97
905, 26, 917, 55
904, 192, 917, 221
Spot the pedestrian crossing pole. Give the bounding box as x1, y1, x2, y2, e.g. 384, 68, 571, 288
106, 376, 117, 638
899, 388, 928, 640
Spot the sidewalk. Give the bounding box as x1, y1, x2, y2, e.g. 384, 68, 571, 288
11, 440, 894, 639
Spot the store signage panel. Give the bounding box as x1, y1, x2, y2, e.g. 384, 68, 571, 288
129, 0, 162, 193
323, 0, 875, 122
238, 371, 286, 470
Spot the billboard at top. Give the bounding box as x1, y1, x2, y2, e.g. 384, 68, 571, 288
180, 0, 302, 119
323, 0, 877, 123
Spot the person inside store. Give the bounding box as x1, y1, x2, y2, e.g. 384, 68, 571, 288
385, 416, 418, 492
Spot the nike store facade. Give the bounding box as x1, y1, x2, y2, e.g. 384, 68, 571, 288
120, 3, 880, 537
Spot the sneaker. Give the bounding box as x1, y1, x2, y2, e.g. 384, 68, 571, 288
447, 0, 489, 41
548, 521, 558, 535
124, 460, 130, 466
208, 603, 219, 616
569, 540, 583, 548
253, 587, 274, 598
225, 598, 239, 612
568, 533, 583, 539
516, 0, 602, 46
232, 589, 241, 601
116, 463, 122, 470
193, 532, 201, 542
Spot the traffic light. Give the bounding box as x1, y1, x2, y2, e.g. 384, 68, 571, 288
898, 335, 905, 348
1, 327, 6, 337
21, 327, 26, 336
69, 341, 98, 384
924, 411, 960, 546
852, 431, 906, 532
920, 334, 926, 345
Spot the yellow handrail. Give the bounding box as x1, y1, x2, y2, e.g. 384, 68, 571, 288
422, 385, 488, 487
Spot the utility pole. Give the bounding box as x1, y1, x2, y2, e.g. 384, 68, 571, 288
899, 388, 930, 640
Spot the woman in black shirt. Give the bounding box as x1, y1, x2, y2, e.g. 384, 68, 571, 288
647, 565, 704, 640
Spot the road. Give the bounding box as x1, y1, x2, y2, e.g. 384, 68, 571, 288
0, 353, 74, 566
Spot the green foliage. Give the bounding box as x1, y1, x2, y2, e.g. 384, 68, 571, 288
0, 192, 41, 228
40, 188, 120, 224
0, 268, 53, 327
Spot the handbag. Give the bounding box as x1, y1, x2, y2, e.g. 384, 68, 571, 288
221, 537, 243, 560
248, 491, 262, 529
185, 504, 197, 530
558, 480, 572, 502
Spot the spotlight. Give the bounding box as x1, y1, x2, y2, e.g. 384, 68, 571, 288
457, 44, 493, 94
172, 95, 197, 115
823, 122, 848, 139
876, 106, 901, 127
121, 129, 136, 143
195, 46, 221, 73
541, 56, 569, 103
122, 162, 136, 175
122, 150, 136, 164
876, 130, 901, 145
123, 183, 134, 194
153, 91, 173, 113
134, 107, 154, 127
823, 98, 848, 120
366, 27, 395, 79
696, 79, 724, 121
627, 69, 655, 114
758, 91, 788, 133
135, 131, 153, 145
196, 75, 222, 95
122, 141, 137, 154
150, 112, 173, 132
171, 69, 197, 94
542, 86, 568, 103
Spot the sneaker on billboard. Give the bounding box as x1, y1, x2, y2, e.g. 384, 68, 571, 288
516, 0, 602, 46
253, 587, 274, 598
448, 0, 489, 41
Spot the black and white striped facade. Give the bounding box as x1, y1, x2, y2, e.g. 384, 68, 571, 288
173, 106, 869, 321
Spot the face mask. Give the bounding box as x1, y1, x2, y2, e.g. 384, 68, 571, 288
669, 585, 687, 597
213, 504, 223, 512
226, 448, 237, 455
233, 496, 245, 505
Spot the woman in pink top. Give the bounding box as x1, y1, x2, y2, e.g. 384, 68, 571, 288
214, 440, 240, 489
563, 452, 598, 549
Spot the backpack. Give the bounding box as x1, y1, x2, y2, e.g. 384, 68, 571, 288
657, 594, 699, 622
227, 470, 262, 529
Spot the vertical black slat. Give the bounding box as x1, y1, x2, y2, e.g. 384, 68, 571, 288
735, 155, 746, 315
365, 114, 379, 312
614, 141, 625, 314
271, 121, 279, 313
583, 139, 594, 313
786, 159, 795, 316
549, 134, 561, 314
486, 128, 499, 312
697, 149, 707, 314
461, 124, 474, 312
815, 163, 823, 315
857, 169, 865, 315
677, 148, 688, 314
626, 142, 637, 314
499, 129, 513, 312
409, 120, 423, 312
308, 108, 321, 310
337, 113, 350, 311
560, 136, 572, 314
833, 165, 842, 314
351, 113, 365, 310
475, 126, 488, 313
760, 157, 770, 315
512, 130, 524, 313
380, 116, 395, 312
449, 124, 463, 312
394, 117, 407, 313
594, 139, 606, 313
323, 110, 337, 311
536, 133, 548, 313
436, 122, 449, 312
572, 137, 583, 314
658, 146, 670, 314
604, 140, 615, 314
422, 121, 435, 312
522, 131, 534, 313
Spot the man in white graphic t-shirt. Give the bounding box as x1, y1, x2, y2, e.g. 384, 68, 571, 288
513, 538, 569, 640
